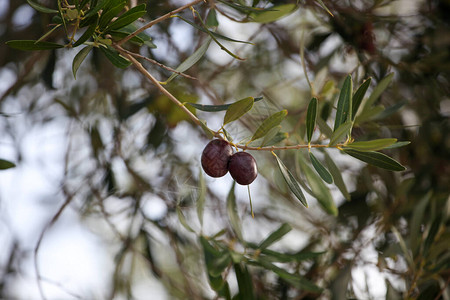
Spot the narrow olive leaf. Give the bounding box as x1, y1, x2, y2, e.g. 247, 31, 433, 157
334, 75, 353, 131
309, 152, 333, 184
354, 105, 384, 123
254, 259, 323, 293
343, 149, 406, 171
0, 159, 16, 170
106, 3, 146, 31
177, 206, 195, 233
72, 45, 92, 79
260, 125, 281, 147
329, 121, 352, 146
165, 38, 212, 84
26, 0, 58, 13
72, 18, 98, 47
315, 0, 334, 16
273, 153, 308, 207
250, 4, 297, 23
252, 110, 287, 141
352, 77, 371, 120
199, 120, 214, 139
98, 1, 126, 29
226, 182, 243, 241
205, 8, 219, 27
410, 192, 431, 254
345, 138, 397, 151
223, 97, 254, 125
176, 15, 252, 45
222, 127, 233, 142
316, 118, 333, 138
364, 72, 394, 109
99, 45, 131, 68
218, 0, 275, 13
261, 131, 288, 147
234, 263, 255, 300
306, 98, 318, 143
323, 150, 350, 200
186, 97, 263, 112
111, 23, 156, 48
384, 141, 411, 149
6, 40, 64, 51
84, 0, 110, 18
36, 24, 61, 43
196, 169, 206, 226
259, 223, 292, 249
298, 155, 338, 216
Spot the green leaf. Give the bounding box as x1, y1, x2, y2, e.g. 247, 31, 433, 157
259, 223, 292, 249
364, 73, 394, 109
354, 105, 385, 123
273, 153, 308, 207
384, 141, 410, 149
6, 40, 64, 51
223, 97, 254, 125
250, 4, 297, 23
261, 131, 288, 147
251, 110, 287, 141
26, 0, 58, 13
206, 8, 219, 27
218, 0, 274, 13
410, 192, 431, 254
334, 75, 353, 131
0, 159, 16, 170
329, 121, 352, 146
84, 0, 111, 18
234, 263, 254, 300
164, 38, 212, 84
352, 77, 371, 120
298, 154, 337, 216
254, 258, 323, 293
306, 97, 318, 143
226, 182, 243, 241
316, 118, 333, 138
110, 23, 156, 48
36, 24, 62, 43
72, 18, 98, 47
98, 1, 126, 29
309, 152, 333, 184
323, 151, 350, 200
176, 206, 195, 233
196, 169, 206, 226
72, 45, 92, 79
423, 213, 443, 256
343, 149, 406, 171
199, 120, 214, 139
186, 97, 263, 112
345, 138, 397, 151
259, 249, 325, 263
259, 125, 280, 147
106, 4, 146, 31
315, 0, 334, 16
99, 45, 131, 68
176, 15, 252, 45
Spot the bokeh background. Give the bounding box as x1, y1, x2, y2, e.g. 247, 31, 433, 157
0, 0, 449, 299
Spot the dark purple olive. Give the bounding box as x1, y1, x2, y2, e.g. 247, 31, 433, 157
228, 152, 257, 185
201, 139, 233, 178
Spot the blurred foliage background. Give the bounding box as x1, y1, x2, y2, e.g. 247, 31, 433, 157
0, 0, 449, 299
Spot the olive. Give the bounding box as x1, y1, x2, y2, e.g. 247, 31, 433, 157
228, 152, 257, 185
201, 139, 233, 177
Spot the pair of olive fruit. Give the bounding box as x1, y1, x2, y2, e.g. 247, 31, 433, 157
201, 139, 257, 185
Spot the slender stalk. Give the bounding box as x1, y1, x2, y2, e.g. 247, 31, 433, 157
114, 44, 202, 127
235, 143, 342, 151
116, 0, 206, 46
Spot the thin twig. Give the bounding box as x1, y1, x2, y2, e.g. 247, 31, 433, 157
235, 143, 342, 151
117, 0, 206, 46
118, 47, 198, 81
114, 44, 203, 127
